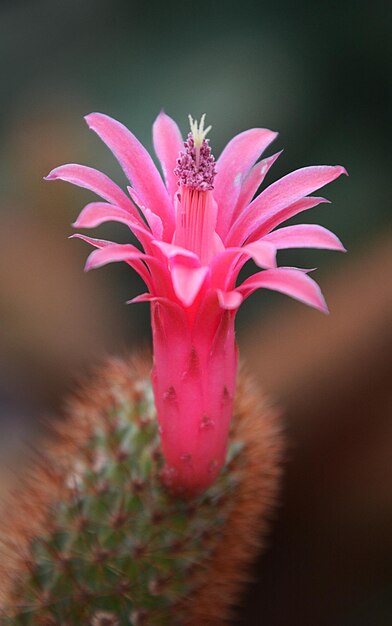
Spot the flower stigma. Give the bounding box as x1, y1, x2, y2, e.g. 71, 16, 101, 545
188, 113, 211, 165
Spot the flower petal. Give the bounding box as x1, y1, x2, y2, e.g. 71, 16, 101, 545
231, 151, 282, 222
241, 240, 277, 268
144, 208, 163, 240
214, 128, 278, 238
127, 293, 156, 304
72, 202, 154, 251
209, 241, 276, 292
151, 240, 200, 265
216, 289, 243, 310
238, 267, 328, 313
247, 196, 331, 242
73, 202, 132, 229
171, 264, 209, 307
75, 238, 153, 288
227, 165, 347, 245
127, 294, 182, 307
152, 111, 183, 200
207, 242, 276, 298
209, 249, 245, 291
263, 224, 346, 251
84, 243, 146, 271
127, 186, 164, 240
45, 163, 141, 222
85, 113, 175, 238
70, 234, 116, 248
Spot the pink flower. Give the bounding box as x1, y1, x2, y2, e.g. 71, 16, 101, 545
46, 111, 346, 495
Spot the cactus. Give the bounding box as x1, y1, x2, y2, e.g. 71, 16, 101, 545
0, 357, 282, 625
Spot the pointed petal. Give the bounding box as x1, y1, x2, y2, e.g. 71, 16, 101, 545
208, 242, 276, 296
127, 293, 155, 304
75, 238, 152, 288
84, 243, 146, 270
241, 240, 277, 268
209, 248, 245, 291
73, 202, 132, 228
238, 267, 328, 313
72, 201, 146, 233
72, 202, 154, 252
70, 234, 116, 248
152, 111, 183, 199
126, 186, 163, 240
232, 151, 282, 222
263, 224, 346, 251
127, 294, 181, 306
85, 113, 175, 238
216, 289, 243, 310
228, 165, 347, 245
171, 264, 209, 307
45, 163, 141, 222
151, 240, 200, 265
144, 208, 163, 240
252, 197, 331, 242
214, 128, 278, 238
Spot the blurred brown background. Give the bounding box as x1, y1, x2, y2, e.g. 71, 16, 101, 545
0, 1, 391, 624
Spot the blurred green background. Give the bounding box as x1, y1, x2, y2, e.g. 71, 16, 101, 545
0, 1, 391, 624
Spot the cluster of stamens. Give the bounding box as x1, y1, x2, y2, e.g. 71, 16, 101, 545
174, 115, 216, 191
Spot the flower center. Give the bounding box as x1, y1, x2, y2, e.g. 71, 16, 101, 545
173, 115, 219, 265
174, 114, 216, 191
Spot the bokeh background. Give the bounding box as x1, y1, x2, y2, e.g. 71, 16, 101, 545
1, 0, 391, 624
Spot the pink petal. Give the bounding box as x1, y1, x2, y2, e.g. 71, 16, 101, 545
70, 233, 116, 248
208, 243, 276, 296
151, 240, 200, 265
209, 248, 246, 291
85, 113, 175, 238
231, 151, 283, 222
171, 264, 209, 307
144, 208, 163, 240
152, 111, 183, 199
45, 163, 142, 223
227, 165, 347, 246
216, 289, 243, 310
81, 240, 153, 288
238, 267, 328, 313
127, 293, 156, 304
126, 186, 163, 240
72, 202, 154, 251
127, 294, 180, 306
73, 202, 131, 228
263, 224, 346, 251
241, 240, 277, 268
214, 128, 278, 238
247, 196, 330, 242
84, 243, 146, 270
210, 242, 276, 292
72, 202, 144, 232
71, 236, 156, 288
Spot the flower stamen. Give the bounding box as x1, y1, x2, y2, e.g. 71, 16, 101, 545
174, 115, 216, 191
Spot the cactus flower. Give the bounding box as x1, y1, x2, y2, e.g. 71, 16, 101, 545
46, 111, 346, 494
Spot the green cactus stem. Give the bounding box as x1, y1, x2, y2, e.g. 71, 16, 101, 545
0, 356, 283, 626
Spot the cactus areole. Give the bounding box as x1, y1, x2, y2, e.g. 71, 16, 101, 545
46, 112, 347, 494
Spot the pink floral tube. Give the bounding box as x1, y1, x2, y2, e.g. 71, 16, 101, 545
46, 111, 347, 495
